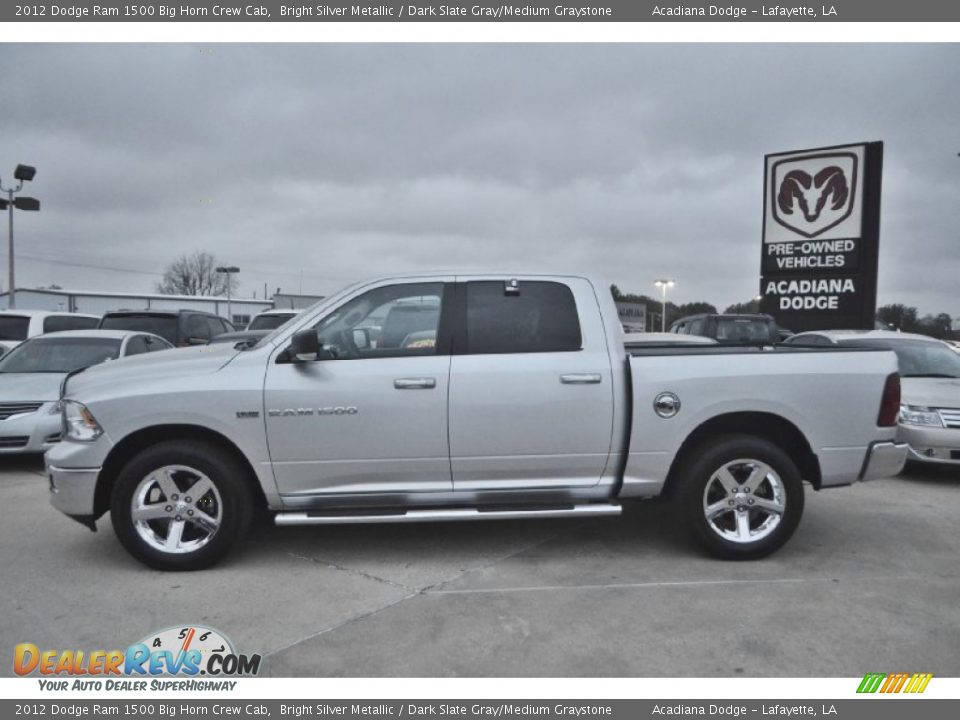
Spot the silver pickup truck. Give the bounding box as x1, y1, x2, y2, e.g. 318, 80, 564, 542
46, 273, 908, 570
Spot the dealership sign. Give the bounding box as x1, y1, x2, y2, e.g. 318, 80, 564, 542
759, 142, 883, 332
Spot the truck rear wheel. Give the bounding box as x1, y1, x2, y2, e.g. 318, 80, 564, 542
110, 441, 253, 571
677, 434, 804, 560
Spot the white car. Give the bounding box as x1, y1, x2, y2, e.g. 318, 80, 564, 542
0, 309, 100, 356
785, 330, 960, 465
0, 330, 172, 453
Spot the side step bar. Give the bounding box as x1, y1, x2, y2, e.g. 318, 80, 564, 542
275, 502, 621, 526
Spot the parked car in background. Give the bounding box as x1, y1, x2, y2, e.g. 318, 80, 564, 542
669, 313, 780, 345
0, 330, 172, 453
784, 330, 960, 466
246, 309, 300, 331
0, 310, 100, 356
98, 310, 234, 347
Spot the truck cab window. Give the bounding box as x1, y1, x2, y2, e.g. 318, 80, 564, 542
464, 281, 582, 354
314, 282, 444, 360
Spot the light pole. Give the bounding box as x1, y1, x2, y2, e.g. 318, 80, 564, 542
215, 265, 240, 325
654, 278, 675, 332
0, 165, 40, 309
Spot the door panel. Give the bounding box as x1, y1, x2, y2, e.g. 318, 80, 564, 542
265, 355, 452, 496
448, 278, 614, 491
264, 278, 453, 497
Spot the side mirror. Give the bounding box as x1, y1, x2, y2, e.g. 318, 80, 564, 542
291, 329, 320, 362
186, 337, 208, 346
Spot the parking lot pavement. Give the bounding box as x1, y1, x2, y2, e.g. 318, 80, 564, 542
1, 455, 958, 677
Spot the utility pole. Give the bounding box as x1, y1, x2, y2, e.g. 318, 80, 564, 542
215, 265, 240, 325
0, 165, 40, 309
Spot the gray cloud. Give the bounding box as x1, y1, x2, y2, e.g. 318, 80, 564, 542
1, 43, 958, 314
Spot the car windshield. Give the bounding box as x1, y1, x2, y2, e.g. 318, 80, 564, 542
844, 339, 960, 378
100, 315, 178, 344
0, 315, 30, 341
248, 313, 294, 331
0, 337, 122, 373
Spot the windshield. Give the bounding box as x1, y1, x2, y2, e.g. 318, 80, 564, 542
248, 313, 295, 331
0, 316, 30, 341
0, 337, 122, 373
844, 339, 960, 378
100, 315, 178, 344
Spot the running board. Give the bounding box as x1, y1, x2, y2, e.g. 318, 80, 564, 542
274, 502, 621, 526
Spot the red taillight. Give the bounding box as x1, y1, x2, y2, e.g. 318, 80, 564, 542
877, 372, 901, 427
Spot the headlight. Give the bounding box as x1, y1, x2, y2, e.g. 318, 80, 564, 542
62, 400, 103, 442
899, 404, 943, 427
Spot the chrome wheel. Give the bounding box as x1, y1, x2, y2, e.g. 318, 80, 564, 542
131, 465, 222, 555
701, 458, 786, 544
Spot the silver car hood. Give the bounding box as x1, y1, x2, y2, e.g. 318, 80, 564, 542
0, 373, 65, 402
901, 377, 960, 410
64, 344, 241, 400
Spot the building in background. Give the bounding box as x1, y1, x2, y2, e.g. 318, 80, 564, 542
271, 292, 326, 310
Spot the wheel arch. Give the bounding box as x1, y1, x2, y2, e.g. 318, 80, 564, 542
662, 411, 822, 498
93, 424, 267, 519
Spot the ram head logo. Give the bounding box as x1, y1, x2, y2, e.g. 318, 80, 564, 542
771, 152, 858, 238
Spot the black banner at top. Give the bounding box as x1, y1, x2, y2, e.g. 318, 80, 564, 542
5, 0, 960, 22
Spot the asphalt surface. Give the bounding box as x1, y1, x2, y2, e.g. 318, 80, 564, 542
2, 455, 958, 677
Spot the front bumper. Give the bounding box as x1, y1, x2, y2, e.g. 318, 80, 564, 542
48, 464, 101, 520
859, 441, 909, 481
897, 423, 960, 465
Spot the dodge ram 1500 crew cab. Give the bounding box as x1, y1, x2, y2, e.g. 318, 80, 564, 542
46, 273, 908, 570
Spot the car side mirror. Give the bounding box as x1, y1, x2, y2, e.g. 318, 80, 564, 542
291, 329, 320, 362
186, 336, 208, 346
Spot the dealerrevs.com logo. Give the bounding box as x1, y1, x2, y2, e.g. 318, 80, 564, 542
14, 625, 261, 686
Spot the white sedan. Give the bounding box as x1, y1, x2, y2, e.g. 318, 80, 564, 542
0, 330, 172, 454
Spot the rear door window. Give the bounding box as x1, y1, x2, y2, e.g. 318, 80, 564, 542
124, 335, 149, 356
186, 315, 212, 342
43, 315, 99, 333
464, 281, 582, 355
0, 316, 30, 341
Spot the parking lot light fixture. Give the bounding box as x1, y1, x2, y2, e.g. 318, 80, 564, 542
654, 278, 675, 332
216, 265, 240, 325
1, 164, 40, 309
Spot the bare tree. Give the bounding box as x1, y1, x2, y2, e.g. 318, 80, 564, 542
157, 251, 236, 296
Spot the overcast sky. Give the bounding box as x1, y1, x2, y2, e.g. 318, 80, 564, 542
1, 43, 958, 314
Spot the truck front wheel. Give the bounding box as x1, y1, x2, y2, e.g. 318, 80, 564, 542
110, 441, 253, 571
678, 435, 804, 560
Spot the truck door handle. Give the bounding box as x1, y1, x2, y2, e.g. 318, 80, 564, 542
394, 377, 437, 390
560, 373, 602, 385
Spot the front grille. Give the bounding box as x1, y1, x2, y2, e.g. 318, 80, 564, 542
44, 433, 62, 444
938, 408, 960, 429
0, 436, 30, 449
0, 402, 43, 420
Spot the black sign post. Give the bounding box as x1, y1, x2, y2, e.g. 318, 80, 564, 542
759, 141, 883, 333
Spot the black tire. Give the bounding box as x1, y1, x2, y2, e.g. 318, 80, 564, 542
111, 440, 254, 571
676, 434, 804, 560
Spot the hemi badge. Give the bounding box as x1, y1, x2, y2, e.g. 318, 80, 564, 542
236, 411, 260, 419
